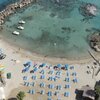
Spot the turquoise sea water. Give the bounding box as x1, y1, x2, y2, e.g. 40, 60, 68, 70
1, 0, 100, 59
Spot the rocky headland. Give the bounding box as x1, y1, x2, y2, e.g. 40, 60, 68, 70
0, 0, 37, 25
89, 33, 100, 52
79, 2, 97, 19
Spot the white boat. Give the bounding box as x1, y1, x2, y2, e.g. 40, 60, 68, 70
17, 26, 24, 30
12, 31, 20, 35
18, 20, 26, 24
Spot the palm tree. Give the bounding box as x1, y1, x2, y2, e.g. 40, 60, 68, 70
16, 91, 25, 100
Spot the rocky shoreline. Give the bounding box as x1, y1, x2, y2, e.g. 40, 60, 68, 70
0, 0, 37, 25
89, 33, 100, 52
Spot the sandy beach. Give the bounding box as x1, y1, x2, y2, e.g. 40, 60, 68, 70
0, 0, 100, 99
0, 36, 100, 100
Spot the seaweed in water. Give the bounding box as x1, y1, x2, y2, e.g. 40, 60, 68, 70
22, 15, 33, 21
61, 27, 76, 33
37, 0, 80, 19
34, 29, 69, 46
85, 28, 100, 33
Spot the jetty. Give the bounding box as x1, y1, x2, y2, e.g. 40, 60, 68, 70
0, 0, 37, 25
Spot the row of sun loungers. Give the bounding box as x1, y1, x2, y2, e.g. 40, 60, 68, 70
23, 75, 78, 83
24, 81, 71, 89
27, 89, 70, 97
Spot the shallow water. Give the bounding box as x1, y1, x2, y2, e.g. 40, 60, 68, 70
1, 0, 100, 59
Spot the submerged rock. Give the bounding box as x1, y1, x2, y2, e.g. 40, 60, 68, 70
38, 0, 79, 19
79, 2, 97, 19
89, 33, 100, 52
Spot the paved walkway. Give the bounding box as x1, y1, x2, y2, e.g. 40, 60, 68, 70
0, 87, 5, 100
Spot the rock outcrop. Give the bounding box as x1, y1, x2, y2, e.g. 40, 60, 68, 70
79, 3, 97, 19
89, 33, 100, 52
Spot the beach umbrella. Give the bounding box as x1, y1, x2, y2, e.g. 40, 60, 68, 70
40, 70, 45, 74
57, 64, 62, 68
73, 78, 78, 83
48, 77, 52, 81
54, 91, 59, 96
22, 66, 30, 72
23, 61, 33, 67
66, 72, 70, 76
40, 82, 45, 88
72, 72, 77, 76
40, 75, 45, 79
49, 84, 55, 89
65, 64, 69, 70
32, 75, 37, 80
51, 70, 54, 74
64, 92, 70, 97
49, 70, 54, 74
31, 82, 35, 87
65, 78, 70, 82
65, 84, 70, 89
70, 66, 74, 69
32, 89, 35, 94
57, 85, 62, 90
56, 71, 62, 76
48, 91, 52, 96
40, 90, 45, 95
56, 72, 59, 75
54, 77, 57, 82
40, 63, 46, 67
23, 76, 28, 80
59, 71, 62, 75
26, 82, 30, 86
33, 67, 38, 72
43, 83, 45, 87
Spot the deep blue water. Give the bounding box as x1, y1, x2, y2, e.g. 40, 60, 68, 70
0, 0, 19, 11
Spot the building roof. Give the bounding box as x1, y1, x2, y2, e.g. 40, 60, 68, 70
81, 85, 95, 100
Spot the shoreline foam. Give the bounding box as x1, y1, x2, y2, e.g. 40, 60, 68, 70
0, 34, 99, 64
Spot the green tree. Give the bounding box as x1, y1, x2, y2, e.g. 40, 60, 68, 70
95, 85, 100, 100
16, 91, 25, 100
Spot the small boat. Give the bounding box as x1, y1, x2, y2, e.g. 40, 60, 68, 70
17, 26, 24, 30
18, 20, 26, 24
12, 31, 20, 35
